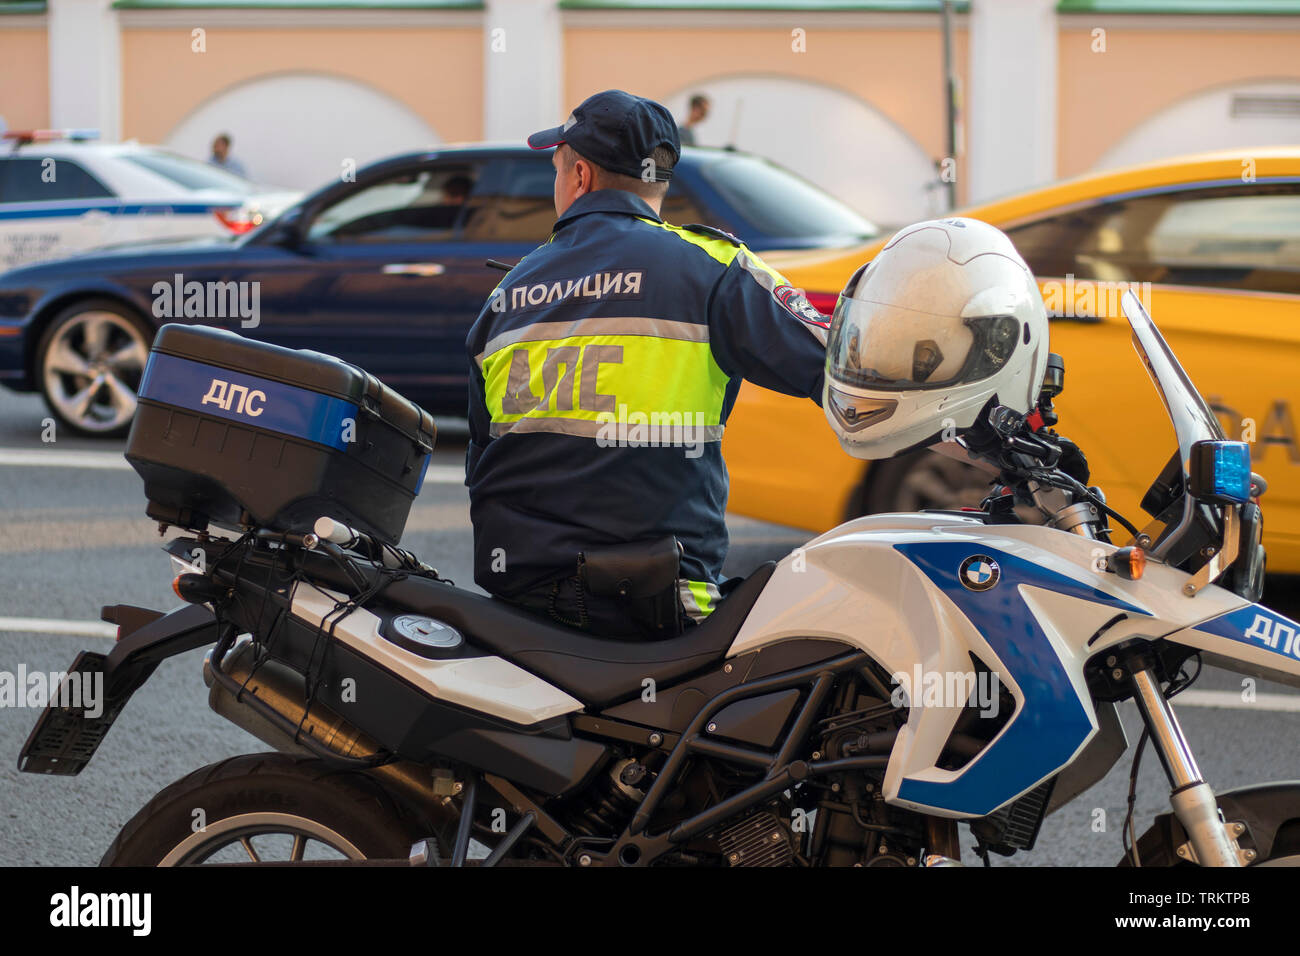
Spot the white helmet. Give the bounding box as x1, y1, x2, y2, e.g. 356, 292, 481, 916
824, 217, 1049, 459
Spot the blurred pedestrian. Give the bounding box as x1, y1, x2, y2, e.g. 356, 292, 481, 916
677, 94, 710, 147
208, 133, 248, 178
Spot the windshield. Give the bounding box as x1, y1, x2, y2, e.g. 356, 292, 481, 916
695, 154, 879, 241
124, 150, 258, 195
1122, 290, 1226, 474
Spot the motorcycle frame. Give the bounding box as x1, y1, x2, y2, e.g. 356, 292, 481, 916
442, 649, 891, 867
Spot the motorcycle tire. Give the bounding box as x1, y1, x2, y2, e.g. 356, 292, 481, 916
100, 752, 440, 866
1119, 816, 1300, 866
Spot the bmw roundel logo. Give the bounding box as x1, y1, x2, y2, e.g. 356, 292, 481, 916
959, 554, 1000, 592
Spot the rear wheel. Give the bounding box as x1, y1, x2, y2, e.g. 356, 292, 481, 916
101, 753, 438, 866
37, 299, 151, 438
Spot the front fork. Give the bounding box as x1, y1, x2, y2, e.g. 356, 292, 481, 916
1127, 663, 1251, 866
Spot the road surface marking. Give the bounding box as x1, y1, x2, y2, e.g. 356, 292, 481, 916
0, 448, 130, 470
1173, 689, 1300, 712
0, 617, 117, 639
0, 447, 463, 482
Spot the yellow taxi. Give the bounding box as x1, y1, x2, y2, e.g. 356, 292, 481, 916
725, 148, 1300, 571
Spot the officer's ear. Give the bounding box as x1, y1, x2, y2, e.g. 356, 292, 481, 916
572, 155, 599, 195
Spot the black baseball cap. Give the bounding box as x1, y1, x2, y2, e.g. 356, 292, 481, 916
528, 90, 680, 182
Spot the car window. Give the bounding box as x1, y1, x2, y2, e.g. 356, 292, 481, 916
661, 179, 707, 228
459, 156, 715, 244
460, 159, 557, 243
123, 150, 257, 194
307, 164, 479, 244
693, 154, 878, 241
1007, 181, 1300, 296
0, 157, 113, 203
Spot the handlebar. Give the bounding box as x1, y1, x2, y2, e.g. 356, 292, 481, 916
312, 516, 441, 578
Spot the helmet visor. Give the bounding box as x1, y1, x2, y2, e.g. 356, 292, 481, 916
826, 296, 1022, 392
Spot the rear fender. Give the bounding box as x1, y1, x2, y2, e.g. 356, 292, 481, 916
18, 603, 220, 775
101, 602, 219, 687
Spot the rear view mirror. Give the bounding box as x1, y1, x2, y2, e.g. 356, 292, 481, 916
261, 208, 305, 247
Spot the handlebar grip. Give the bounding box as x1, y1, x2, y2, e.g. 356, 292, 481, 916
313, 516, 364, 547
313, 516, 419, 572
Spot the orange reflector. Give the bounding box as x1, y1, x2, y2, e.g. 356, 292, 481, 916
1128, 547, 1146, 580
172, 575, 186, 601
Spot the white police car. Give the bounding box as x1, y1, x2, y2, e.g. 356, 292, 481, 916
0, 130, 299, 270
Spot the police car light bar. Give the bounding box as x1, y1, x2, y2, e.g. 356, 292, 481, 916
2, 129, 100, 146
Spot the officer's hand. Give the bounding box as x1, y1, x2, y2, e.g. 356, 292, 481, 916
1055, 434, 1090, 486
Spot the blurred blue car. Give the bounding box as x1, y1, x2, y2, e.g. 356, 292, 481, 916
0, 144, 878, 435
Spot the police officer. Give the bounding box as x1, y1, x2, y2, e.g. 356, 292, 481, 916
465, 89, 829, 640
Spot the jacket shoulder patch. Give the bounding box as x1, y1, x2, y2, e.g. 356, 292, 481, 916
682, 223, 743, 247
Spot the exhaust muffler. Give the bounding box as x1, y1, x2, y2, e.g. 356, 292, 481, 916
203, 641, 455, 816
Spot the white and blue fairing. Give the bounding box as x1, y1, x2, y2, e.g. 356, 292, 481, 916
727, 292, 1300, 820
727, 513, 1300, 820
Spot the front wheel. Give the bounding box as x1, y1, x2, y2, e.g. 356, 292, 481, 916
852, 448, 1044, 524
856, 448, 993, 515
101, 753, 432, 866
1120, 817, 1300, 866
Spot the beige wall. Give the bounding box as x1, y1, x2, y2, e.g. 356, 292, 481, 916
564, 24, 969, 172
1057, 25, 1300, 178
13, 11, 1298, 191
119, 26, 483, 146
0, 25, 50, 130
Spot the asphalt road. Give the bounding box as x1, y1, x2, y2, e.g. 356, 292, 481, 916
2, 388, 1298, 868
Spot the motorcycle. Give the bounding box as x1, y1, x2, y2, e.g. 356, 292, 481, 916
19, 292, 1300, 867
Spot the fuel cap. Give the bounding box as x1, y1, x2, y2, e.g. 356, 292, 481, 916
386, 614, 464, 657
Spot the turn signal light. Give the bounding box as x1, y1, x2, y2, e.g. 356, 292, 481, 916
173, 573, 226, 604
1106, 546, 1146, 581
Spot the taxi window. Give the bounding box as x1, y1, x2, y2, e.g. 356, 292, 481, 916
0, 157, 113, 203
1008, 181, 1300, 296
307, 164, 479, 243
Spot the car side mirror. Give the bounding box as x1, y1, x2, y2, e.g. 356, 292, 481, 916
261, 209, 305, 248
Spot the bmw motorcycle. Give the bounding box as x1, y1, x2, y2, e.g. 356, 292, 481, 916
19, 292, 1300, 867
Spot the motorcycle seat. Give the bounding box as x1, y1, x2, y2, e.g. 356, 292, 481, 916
374, 561, 778, 709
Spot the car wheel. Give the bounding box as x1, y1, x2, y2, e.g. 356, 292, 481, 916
858, 448, 997, 516
36, 299, 151, 438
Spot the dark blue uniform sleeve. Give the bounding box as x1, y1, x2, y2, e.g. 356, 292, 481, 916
465, 298, 496, 484
706, 245, 829, 406
465, 361, 491, 483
